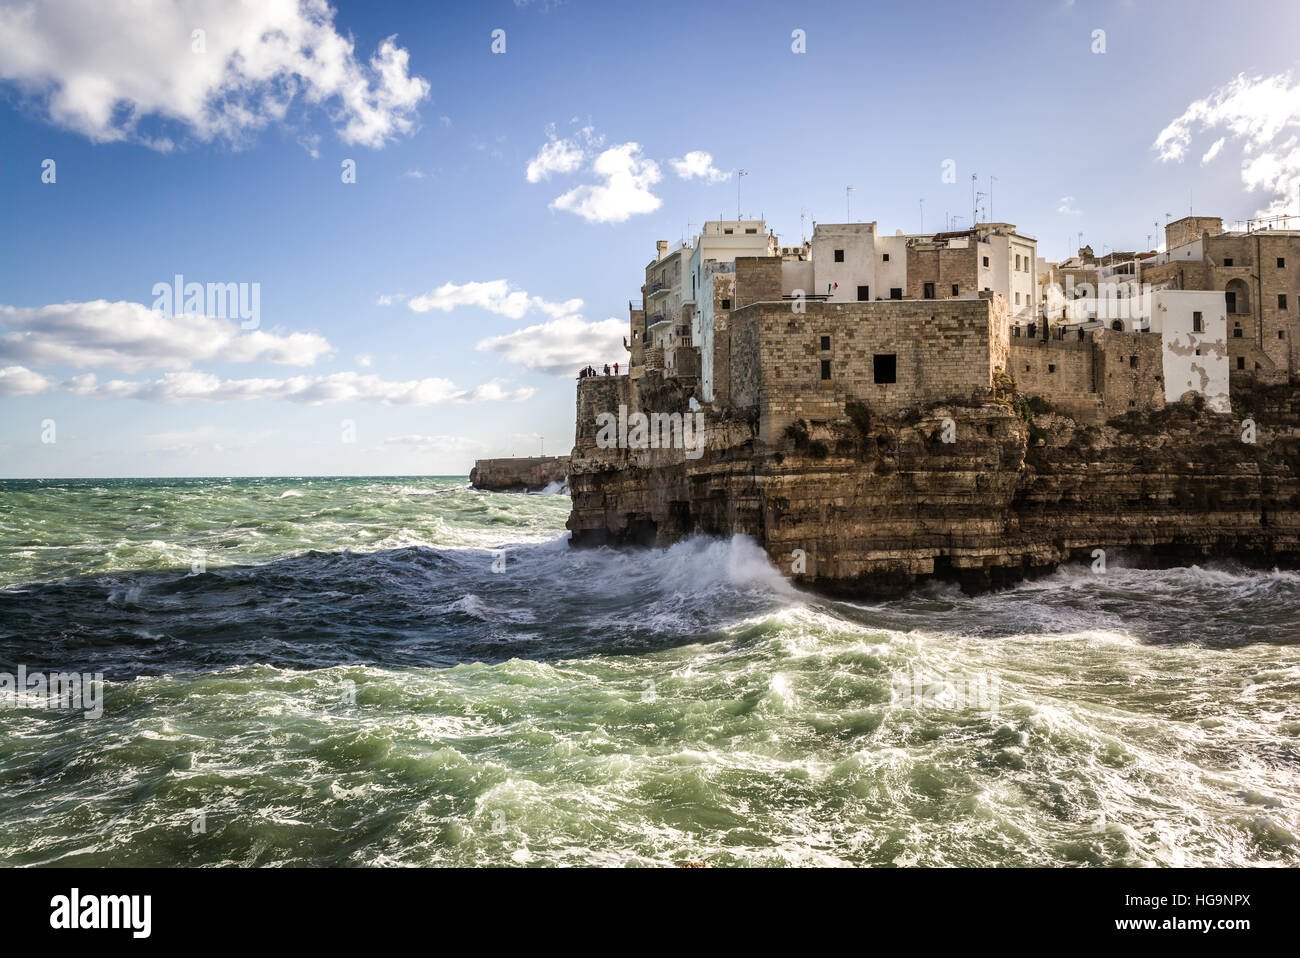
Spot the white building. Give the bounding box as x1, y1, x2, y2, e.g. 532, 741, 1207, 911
689, 220, 773, 401
1149, 289, 1230, 412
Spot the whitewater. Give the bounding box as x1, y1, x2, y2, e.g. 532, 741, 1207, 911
0, 476, 1296, 866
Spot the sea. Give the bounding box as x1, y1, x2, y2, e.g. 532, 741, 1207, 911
0, 476, 1296, 867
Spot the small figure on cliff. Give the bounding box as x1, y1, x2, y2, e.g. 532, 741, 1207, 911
614, 362, 619, 375
604, 363, 611, 376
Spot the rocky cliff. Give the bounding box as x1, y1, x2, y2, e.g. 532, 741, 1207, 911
470, 455, 570, 492
567, 373, 1300, 596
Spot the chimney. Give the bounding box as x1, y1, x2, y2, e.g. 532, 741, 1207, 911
656, 240, 669, 260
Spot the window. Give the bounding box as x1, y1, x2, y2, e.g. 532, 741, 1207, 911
1192, 311, 1203, 332
890, 287, 903, 300
857, 285, 869, 301
1237, 356, 1246, 370
1225, 291, 1237, 313
1195, 349, 1201, 356
873, 354, 897, 384
1223, 257, 1233, 266
1280, 330, 1287, 339
834, 249, 845, 263
951, 284, 959, 296
820, 335, 831, 350
721, 298, 731, 309
1014, 292, 1020, 305
820, 359, 832, 380
1233, 323, 1243, 338
983, 256, 990, 267
724, 228, 733, 234
924, 282, 936, 299
745, 228, 757, 234
1279, 294, 1288, 309
1278, 257, 1286, 268
1129, 355, 1137, 368
1015, 255, 1021, 270
882, 253, 890, 262
1048, 364, 1056, 374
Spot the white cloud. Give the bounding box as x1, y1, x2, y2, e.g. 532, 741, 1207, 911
408, 280, 581, 321
476, 315, 626, 376
0, 365, 53, 396
355, 353, 373, 367
7, 367, 533, 404
0, 300, 332, 372
525, 133, 584, 183
375, 293, 406, 306
1057, 196, 1081, 215
1200, 136, 1226, 165
550, 142, 662, 223
670, 150, 730, 183
0, 0, 429, 149
1154, 72, 1300, 217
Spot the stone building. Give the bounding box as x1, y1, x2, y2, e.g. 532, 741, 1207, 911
1141, 215, 1300, 381
810, 221, 1037, 326
617, 206, 1271, 431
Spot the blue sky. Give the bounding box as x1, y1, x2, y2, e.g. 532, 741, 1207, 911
2, 0, 1298, 477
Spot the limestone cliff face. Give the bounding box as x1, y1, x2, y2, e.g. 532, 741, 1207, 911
567, 374, 1300, 596
470, 455, 570, 492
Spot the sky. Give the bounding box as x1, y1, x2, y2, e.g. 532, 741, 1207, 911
1, 0, 1299, 478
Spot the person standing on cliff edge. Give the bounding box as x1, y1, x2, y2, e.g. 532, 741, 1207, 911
604, 363, 610, 376
614, 362, 619, 375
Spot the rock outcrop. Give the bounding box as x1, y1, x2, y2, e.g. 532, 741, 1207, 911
567, 373, 1300, 596
470, 456, 570, 493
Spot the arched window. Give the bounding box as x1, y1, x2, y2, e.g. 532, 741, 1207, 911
1224, 278, 1250, 315
1111, 320, 1124, 331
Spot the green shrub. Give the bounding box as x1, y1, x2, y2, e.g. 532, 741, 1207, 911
845, 400, 872, 434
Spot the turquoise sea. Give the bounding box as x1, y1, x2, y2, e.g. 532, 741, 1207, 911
0, 476, 1297, 866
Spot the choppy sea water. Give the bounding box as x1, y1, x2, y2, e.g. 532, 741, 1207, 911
0, 476, 1297, 867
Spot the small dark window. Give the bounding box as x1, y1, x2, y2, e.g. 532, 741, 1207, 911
1195, 349, 1201, 356
1225, 291, 1237, 313
923, 282, 936, 299
1192, 311, 1203, 332
745, 228, 757, 234
890, 287, 903, 300
1233, 323, 1243, 338
873, 354, 897, 384
982, 256, 990, 267
724, 228, 733, 234
721, 298, 731, 309
882, 253, 890, 262
1237, 356, 1246, 370
1129, 355, 1137, 368
834, 249, 844, 263
1223, 257, 1233, 267
820, 335, 830, 350
1277, 257, 1286, 268
857, 285, 869, 301
820, 359, 832, 380
1279, 330, 1286, 339
951, 284, 959, 296
1279, 294, 1288, 309
1048, 364, 1056, 374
